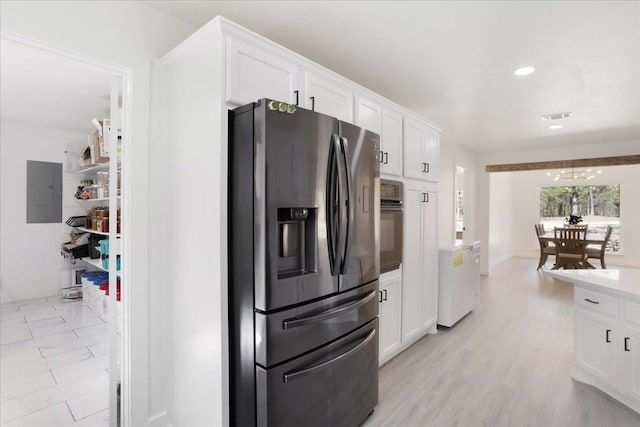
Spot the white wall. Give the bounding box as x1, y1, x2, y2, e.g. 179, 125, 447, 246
477, 139, 640, 273
510, 165, 640, 267
439, 140, 478, 248
152, 19, 229, 427
1, 2, 197, 426
0, 120, 87, 302
488, 172, 513, 267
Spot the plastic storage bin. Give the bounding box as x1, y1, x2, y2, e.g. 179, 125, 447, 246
98, 239, 120, 270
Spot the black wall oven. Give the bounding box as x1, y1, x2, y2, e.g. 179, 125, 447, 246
380, 179, 403, 273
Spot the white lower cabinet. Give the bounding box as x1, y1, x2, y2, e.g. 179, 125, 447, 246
402, 182, 438, 344
621, 299, 640, 404
378, 269, 402, 364
378, 182, 439, 366
574, 307, 617, 385
620, 323, 640, 403
573, 287, 640, 413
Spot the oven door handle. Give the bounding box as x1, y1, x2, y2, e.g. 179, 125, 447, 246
283, 328, 376, 383
282, 290, 376, 330
381, 205, 403, 212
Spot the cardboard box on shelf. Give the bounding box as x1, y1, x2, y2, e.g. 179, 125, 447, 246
92, 128, 109, 164
81, 145, 92, 166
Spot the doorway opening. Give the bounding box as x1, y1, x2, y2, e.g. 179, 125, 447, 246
0, 32, 129, 426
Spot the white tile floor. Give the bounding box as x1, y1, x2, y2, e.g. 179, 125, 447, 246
1, 295, 110, 426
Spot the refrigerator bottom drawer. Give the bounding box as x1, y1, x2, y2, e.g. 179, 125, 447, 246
256, 319, 379, 427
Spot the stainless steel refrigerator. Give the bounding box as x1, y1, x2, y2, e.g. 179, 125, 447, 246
229, 98, 380, 427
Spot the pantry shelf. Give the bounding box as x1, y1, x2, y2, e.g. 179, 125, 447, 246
74, 227, 121, 238
81, 257, 121, 277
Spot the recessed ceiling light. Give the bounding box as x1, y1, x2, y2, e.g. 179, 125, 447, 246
549, 125, 563, 130
541, 112, 572, 120
514, 66, 535, 76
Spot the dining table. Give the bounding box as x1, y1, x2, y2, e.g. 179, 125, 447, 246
539, 231, 607, 269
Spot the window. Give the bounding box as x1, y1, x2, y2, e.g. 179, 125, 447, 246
539, 185, 621, 252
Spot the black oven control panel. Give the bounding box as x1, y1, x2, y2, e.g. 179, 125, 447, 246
380, 179, 403, 205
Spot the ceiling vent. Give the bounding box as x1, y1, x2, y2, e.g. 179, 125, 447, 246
541, 112, 571, 120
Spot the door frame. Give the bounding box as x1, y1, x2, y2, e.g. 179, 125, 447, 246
0, 29, 133, 427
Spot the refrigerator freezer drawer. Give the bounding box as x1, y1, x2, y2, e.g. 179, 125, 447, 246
256, 319, 378, 427
255, 281, 378, 367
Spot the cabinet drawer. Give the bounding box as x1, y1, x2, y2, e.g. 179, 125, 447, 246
622, 300, 640, 327
575, 287, 618, 317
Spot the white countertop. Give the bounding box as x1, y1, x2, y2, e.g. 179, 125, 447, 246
545, 268, 640, 300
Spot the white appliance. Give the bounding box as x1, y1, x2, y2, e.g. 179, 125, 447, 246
438, 242, 481, 327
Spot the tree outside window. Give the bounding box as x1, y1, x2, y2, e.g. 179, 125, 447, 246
539, 185, 621, 252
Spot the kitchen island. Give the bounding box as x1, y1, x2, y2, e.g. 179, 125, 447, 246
546, 268, 640, 414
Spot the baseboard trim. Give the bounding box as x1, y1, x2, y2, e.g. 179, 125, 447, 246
489, 254, 512, 268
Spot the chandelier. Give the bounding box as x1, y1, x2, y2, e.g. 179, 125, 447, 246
547, 167, 602, 182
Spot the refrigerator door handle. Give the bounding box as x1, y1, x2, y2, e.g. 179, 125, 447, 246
339, 136, 352, 274
333, 136, 348, 274
327, 134, 343, 275
282, 290, 376, 330
282, 328, 376, 383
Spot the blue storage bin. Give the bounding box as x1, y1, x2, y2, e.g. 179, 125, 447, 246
98, 239, 109, 254
102, 255, 121, 270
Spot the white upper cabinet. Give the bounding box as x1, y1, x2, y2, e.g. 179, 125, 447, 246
354, 97, 404, 177
423, 126, 440, 182
403, 118, 440, 182
381, 107, 403, 177
305, 71, 354, 122
226, 36, 301, 106
355, 95, 382, 134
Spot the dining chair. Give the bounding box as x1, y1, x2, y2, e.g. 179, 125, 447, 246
552, 227, 591, 270
535, 224, 555, 270
586, 225, 613, 269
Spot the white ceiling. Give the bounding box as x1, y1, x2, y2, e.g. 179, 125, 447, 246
0, 37, 112, 135
1, 2, 638, 153
147, 0, 640, 153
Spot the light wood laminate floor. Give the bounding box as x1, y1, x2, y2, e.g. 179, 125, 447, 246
364, 257, 640, 427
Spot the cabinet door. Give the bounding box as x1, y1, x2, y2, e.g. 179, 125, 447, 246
305, 71, 354, 122
421, 191, 438, 329
403, 119, 440, 182
423, 126, 440, 182
403, 118, 427, 181
381, 108, 403, 177
619, 323, 640, 403
379, 271, 402, 364
355, 95, 381, 134
226, 36, 300, 106
402, 182, 425, 343
574, 307, 617, 386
